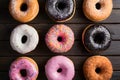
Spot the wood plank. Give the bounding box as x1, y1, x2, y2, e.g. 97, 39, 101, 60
0, 56, 85, 71
0, 0, 119, 9
0, 41, 120, 56
0, 24, 120, 41
0, 56, 120, 71
66, 9, 120, 24
0, 6, 119, 23
75, 0, 120, 9
0, 0, 119, 10
0, 0, 120, 79
113, 0, 120, 9
0, 71, 120, 80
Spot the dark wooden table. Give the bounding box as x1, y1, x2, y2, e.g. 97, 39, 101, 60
0, 0, 120, 80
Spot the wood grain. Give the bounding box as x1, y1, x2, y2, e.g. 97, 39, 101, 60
0, 41, 120, 56
0, 56, 120, 71
0, 24, 120, 41
1, 71, 120, 80
0, 0, 120, 80
0, 1, 119, 24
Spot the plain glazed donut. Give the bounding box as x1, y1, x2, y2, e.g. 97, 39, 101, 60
83, 56, 113, 80
46, 0, 76, 22
83, 0, 113, 22
10, 24, 39, 54
9, 57, 39, 80
82, 24, 111, 54
9, 0, 39, 23
45, 56, 75, 80
45, 24, 74, 53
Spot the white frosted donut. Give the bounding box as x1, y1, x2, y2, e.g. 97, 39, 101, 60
10, 24, 39, 54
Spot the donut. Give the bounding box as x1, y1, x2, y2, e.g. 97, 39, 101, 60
46, 0, 76, 22
83, 0, 113, 22
9, 0, 39, 23
45, 56, 75, 80
9, 57, 39, 80
45, 24, 74, 53
10, 24, 39, 54
82, 24, 111, 54
83, 56, 113, 80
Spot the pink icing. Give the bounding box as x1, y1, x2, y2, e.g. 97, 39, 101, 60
45, 56, 75, 80
45, 24, 74, 53
9, 58, 38, 80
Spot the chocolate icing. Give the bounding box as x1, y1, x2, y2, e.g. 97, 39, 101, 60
46, 0, 74, 21
84, 25, 111, 53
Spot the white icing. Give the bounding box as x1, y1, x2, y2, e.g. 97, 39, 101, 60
10, 24, 39, 54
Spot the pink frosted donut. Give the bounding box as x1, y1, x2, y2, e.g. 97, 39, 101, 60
45, 56, 75, 80
45, 24, 74, 53
9, 57, 39, 80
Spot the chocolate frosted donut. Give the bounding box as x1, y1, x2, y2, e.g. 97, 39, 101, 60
82, 24, 111, 54
46, 0, 76, 22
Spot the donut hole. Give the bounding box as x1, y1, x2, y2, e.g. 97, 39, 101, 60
96, 3, 101, 10
20, 3, 28, 11
95, 67, 101, 73
93, 32, 105, 44
20, 69, 27, 77
57, 36, 63, 42
22, 35, 27, 44
57, 68, 62, 73
57, 2, 67, 10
